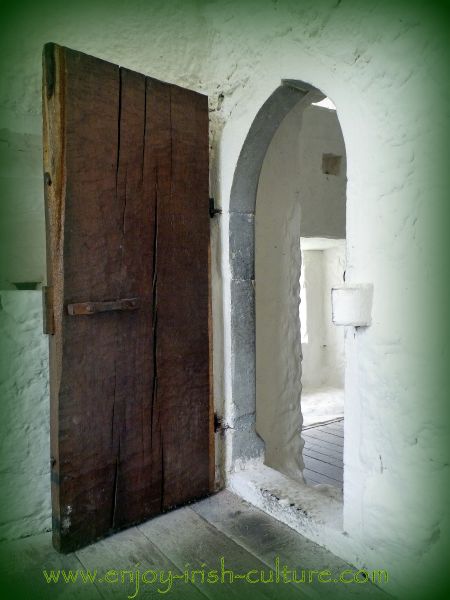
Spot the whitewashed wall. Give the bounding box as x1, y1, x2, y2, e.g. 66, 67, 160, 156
0, 292, 51, 538
254, 99, 303, 482
322, 244, 346, 387
298, 105, 346, 238
0, 1, 447, 597
301, 244, 346, 390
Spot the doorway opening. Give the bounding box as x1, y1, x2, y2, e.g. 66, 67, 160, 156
255, 94, 347, 493
228, 80, 348, 535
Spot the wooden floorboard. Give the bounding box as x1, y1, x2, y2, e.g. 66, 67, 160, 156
192, 491, 386, 599
303, 447, 343, 468
301, 470, 324, 485
303, 432, 343, 448
75, 525, 207, 599
303, 456, 343, 483
303, 420, 344, 490
0, 490, 388, 599
137, 505, 301, 599
315, 429, 343, 440
321, 423, 344, 437
303, 468, 340, 487
304, 439, 343, 459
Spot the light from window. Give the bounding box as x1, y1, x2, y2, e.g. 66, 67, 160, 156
312, 97, 336, 110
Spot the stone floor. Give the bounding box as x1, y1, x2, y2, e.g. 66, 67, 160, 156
303, 419, 344, 489
301, 387, 344, 427
0, 490, 387, 599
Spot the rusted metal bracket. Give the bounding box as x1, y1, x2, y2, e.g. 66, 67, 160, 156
209, 197, 221, 218
42, 285, 55, 335
214, 413, 231, 433
67, 297, 140, 316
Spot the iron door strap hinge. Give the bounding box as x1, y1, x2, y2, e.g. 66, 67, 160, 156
42, 285, 55, 335
214, 413, 231, 433
209, 197, 222, 218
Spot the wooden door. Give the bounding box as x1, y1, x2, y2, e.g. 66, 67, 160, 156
42, 43, 213, 553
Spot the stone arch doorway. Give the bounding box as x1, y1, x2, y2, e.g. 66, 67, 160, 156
228, 79, 346, 484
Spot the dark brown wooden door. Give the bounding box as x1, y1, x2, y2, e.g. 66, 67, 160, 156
42, 43, 213, 553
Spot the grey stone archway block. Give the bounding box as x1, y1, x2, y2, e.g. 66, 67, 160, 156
230, 81, 320, 215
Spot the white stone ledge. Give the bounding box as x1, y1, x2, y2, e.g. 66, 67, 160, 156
228, 464, 361, 558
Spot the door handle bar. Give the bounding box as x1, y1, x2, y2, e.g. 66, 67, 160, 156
67, 297, 140, 315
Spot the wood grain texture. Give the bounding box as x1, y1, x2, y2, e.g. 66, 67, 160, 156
75, 525, 207, 599
193, 491, 386, 599
138, 507, 300, 600
0, 492, 387, 600
302, 421, 344, 489
43, 44, 211, 552
157, 84, 211, 509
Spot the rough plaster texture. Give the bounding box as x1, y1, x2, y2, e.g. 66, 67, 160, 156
0, 1, 448, 596
0, 292, 51, 539
254, 100, 304, 482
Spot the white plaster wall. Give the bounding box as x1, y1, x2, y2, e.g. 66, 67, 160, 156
301, 245, 345, 390
301, 243, 346, 389
298, 106, 346, 238
0, 129, 44, 288
0, 1, 447, 596
0, 292, 51, 539
301, 251, 324, 389
254, 101, 303, 482
323, 244, 346, 387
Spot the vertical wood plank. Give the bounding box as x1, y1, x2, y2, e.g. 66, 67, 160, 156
157, 85, 210, 509
109, 67, 156, 529
50, 45, 123, 552
43, 41, 65, 551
